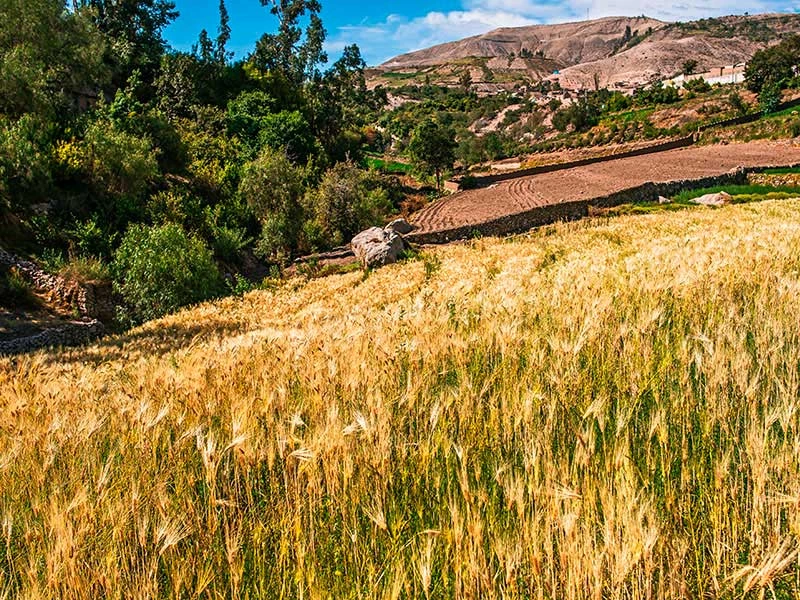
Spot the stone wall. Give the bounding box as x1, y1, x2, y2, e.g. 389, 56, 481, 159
0, 247, 117, 321
407, 200, 590, 244
456, 136, 696, 189
407, 165, 797, 245
0, 247, 118, 355
0, 320, 105, 356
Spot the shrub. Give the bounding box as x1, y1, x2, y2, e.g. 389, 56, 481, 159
306, 162, 393, 247
112, 223, 223, 322
728, 92, 749, 115
79, 120, 159, 200
683, 78, 711, 94
0, 114, 54, 211
240, 147, 307, 262
58, 256, 111, 284
0, 266, 36, 309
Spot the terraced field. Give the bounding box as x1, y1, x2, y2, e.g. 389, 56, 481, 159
410, 141, 800, 236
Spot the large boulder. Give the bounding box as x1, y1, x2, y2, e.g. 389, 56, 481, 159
351, 227, 405, 269
691, 191, 733, 207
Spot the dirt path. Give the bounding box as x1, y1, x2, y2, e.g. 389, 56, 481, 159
410, 141, 800, 235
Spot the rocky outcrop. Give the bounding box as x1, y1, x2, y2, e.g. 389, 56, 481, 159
351, 227, 406, 269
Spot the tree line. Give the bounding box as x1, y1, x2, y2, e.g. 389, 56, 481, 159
0, 0, 431, 322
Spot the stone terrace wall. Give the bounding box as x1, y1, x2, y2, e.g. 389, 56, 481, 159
460, 136, 696, 189
0, 247, 117, 321
407, 166, 792, 245
0, 320, 105, 356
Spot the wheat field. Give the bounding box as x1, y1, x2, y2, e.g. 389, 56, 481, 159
3, 201, 800, 598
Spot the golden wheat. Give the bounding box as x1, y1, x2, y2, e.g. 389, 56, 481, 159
3, 201, 800, 598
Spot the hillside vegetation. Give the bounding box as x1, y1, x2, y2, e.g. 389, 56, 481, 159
3, 200, 800, 597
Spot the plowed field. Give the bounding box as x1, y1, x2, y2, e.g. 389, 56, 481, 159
410, 141, 800, 235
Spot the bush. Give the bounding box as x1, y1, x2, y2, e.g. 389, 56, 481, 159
306, 162, 393, 247
112, 223, 223, 322
79, 120, 160, 200
240, 147, 307, 262
58, 256, 111, 284
683, 78, 711, 94
0, 266, 37, 309
0, 114, 54, 211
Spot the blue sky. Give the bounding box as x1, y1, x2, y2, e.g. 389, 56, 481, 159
164, 0, 800, 66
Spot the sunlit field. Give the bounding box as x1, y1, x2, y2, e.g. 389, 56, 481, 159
4, 200, 800, 599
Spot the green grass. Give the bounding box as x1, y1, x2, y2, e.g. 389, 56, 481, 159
672, 183, 800, 203
601, 183, 800, 217
763, 166, 800, 175
601, 107, 655, 126
379, 71, 422, 80
763, 105, 800, 120
364, 154, 413, 174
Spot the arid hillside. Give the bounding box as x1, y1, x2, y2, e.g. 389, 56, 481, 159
371, 13, 800, 90
381, 16, 666, 69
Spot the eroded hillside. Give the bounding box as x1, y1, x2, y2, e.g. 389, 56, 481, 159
371, 13, 800, 90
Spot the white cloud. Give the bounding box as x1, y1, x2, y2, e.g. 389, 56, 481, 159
327, 0, 800, 65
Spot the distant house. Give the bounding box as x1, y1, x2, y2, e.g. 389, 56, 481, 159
666, 64, 746, 88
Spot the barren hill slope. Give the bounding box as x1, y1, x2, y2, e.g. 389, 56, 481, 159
372, 13, 800, 90
381, 16, 665, 69
558, 14, 800, 88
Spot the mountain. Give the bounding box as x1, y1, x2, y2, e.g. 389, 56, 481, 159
369, 13, 800, 91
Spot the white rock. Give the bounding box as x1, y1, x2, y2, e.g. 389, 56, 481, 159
385, 218, 414, 235
351, 227, 405, 269
691, 191, 733, 207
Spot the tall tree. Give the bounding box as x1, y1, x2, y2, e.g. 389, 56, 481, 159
408, 120, 457, 191
307, 44, 370, 159
216, 0, 233, 64
0, 0, 107, 117
78, 0, 178, 92
745, 35, 800, 94
252, 0, 327, 85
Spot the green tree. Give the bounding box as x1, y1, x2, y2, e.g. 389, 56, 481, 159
216, 0, 233, 64
113, 222, 223, 322
0, 114, 55, 211
682, 59, 698, 75
239, 147, 307, 262
77, 0, 178, 92
408, 120, 456, 190
552, 98, 599, 133
307, 44, 374, 162
759, 80, 782, 114
459, 70, 473, 92
258, 110, 316, 164
307, 162, 392, 246
155, 52, 202, 118
253, 0, 327, 86
745, 35, 800, 94
0, 0, 107, 117
226, 90, 277, 148
728, 92, 748, 116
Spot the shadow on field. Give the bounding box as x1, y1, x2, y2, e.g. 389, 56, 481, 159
44, 318, 249, 367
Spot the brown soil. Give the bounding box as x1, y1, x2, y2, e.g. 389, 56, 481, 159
410, 140, 800, 234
